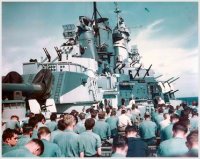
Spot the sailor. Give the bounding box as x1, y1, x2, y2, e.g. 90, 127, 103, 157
189, 109, 198, 131
139, 112, 157, 145
98, 101, 104, 111
126, 108, 132, 119
74, 112, 86, 134
168, 105, 175, 115
53, 114, 79, 157
35, 114, 47, 129
21, 112, 35, 127
93, 111, 111, 141
50, 119, 66, 142
160, 114, 179, 141
118, 109, 132, 132
131, 104, 140, 123
70, 110, 79, 124
159, 113, 170, 130
175, 105, 182, 116
111, 135, 128, 157
131, 104, 140, 120
163, 105, 169, 113
37, 127, 62, 157
3, 139, 44, 157
157, 97, 165, 105
157, 122, 189, 157
125, 125, 149, 157
79, 118, 101, 157
151, 107, 159, 122
185, 130, 198, 157
105, 106, 111, 119
116, 99, 125, 116
59, 114, 64, 120
89, 109, 98, 121
5, 115, 21, 132
105, 110, 119, 138
28, 116, 39, 139
128, 98, 135, 107
2, 128, 19, 154
17, 123, 32, 146
154, 107, 164, 126
45, 113, 57, 132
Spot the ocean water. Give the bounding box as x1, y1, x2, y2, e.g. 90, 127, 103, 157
176, 97, 198, 105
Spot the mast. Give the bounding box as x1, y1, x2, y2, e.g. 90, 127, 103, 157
114, 2, 121, 29
93, 2, 101, 46
93, 2, 97, 27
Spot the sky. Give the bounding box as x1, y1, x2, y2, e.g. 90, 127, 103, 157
2, 2, 199, 97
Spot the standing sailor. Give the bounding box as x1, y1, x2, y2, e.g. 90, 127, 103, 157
53, 114, 79, 157
93, 111, 111, 141
38, 127, 62, 157
79, 118, 102, 157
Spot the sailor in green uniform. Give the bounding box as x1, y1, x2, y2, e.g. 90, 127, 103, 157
74, 112, 86, 134
36, 114, 47, 129
186, 130, 198, 157
160, 114, 179, 141
38, 127, 62, 157
50, 119, 65, 142
2, 128, 19, 154
111, 135, 128, 157
79, 118, 101, 157
3, 139, 44, 157
154, 107, 164, 126
151, 108, 159, 122
105, 111, 118, 137
189, 109, 198, 131
45, 113, 57, 132
3, 147, 36, 157
28, 116, 39, 139
157, 122, 189, 157
17, 124, 32, 146
53, 114, 79, 157
139, 112, 157, 145
93, 111, 111, 140
5, 115, 21, 131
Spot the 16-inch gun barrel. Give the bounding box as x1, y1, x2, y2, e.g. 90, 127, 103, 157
2, 83, 43, 94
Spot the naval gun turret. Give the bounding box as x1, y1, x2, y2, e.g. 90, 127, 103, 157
2, 69, 53, 121
2, 69, 52, 104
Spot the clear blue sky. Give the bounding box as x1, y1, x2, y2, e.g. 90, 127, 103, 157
2, 2, 198, 97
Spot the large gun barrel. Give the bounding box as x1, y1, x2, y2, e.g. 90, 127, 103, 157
155, 75, 163, 79
170, 89, 179, 94
143, 64, 152, 79
164, 77, 174, 83
133, 64, 142, 79
2, 83, 43, 94
169, 77, 180, 84
164, 90, 173, 94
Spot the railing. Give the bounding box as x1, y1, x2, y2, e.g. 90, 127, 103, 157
39, 62, 88, 74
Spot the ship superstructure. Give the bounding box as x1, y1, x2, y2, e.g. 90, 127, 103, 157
2, 2, 181, 119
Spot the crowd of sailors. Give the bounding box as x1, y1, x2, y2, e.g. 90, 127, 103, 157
2, 101, 199, 157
